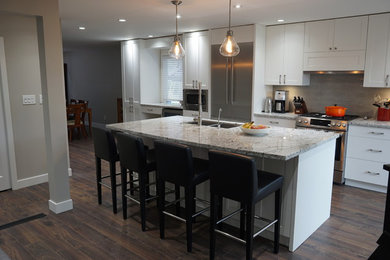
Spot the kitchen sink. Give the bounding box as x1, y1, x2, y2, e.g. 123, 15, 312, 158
185, 119, 240, 129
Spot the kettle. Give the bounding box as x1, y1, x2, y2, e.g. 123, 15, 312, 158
264, 97, 272, 113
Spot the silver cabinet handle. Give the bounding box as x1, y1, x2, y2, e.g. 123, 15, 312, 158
283, 75, 286, 84
386, 75, 389, 86
279, 75, 281, 84
365, 171, 380, 176
367, 149, 382, 153
369, 131, 384, 135
269, 121, 279, 125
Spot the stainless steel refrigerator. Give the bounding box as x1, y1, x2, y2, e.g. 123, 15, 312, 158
211, 42, 253, 122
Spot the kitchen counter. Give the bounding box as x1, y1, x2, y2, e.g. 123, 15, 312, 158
253, 112, 298, 120
108, 116, 337, 160
141, 102, 183, 109
350, 118, 390, 129
108, 116, 337, 252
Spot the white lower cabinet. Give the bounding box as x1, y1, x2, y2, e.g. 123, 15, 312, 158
345, 125, 390, 192
253, 115, 296, 128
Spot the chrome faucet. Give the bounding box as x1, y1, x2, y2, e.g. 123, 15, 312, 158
197, 81, 202, 126
217, 108, 222, 128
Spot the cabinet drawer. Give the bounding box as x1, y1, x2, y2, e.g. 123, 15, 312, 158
349, 125, 390, 140
345, 158, 388, 186
346, 136, 390, 162
254, 116, 295, 128
141, 106, 162, 115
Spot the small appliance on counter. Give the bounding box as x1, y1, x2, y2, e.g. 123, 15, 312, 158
293, 96, 308, 114
264, 97, 272, 113
274, 90, 289, 113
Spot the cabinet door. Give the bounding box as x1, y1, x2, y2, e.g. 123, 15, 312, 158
197, 32, 210, 89
264, 25, 284, 85
283, 23, 305, 85
333, 16, 368, 51
184, 34, 199, 89
304, 20, 334, 52
363, 14, 390, 88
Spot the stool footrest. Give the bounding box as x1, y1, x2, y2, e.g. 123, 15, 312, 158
215, 229, 246, 244
253, 219, 278, 238
163, 210, 186, 223
216, 208, 243, 225
192, 206, 210, 218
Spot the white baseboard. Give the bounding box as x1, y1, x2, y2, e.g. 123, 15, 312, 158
48, 199, 73, 214
345, 179, 387, 193
13, 168, 73, 190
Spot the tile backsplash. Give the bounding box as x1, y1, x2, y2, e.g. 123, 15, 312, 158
273, 74, 390, 118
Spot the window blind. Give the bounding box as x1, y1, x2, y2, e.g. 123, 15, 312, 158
160, 52, 183, 103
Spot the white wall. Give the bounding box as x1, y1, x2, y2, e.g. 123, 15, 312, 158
64, 44, 122, 124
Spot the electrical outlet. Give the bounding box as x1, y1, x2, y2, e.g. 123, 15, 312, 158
22, 95, 36, 105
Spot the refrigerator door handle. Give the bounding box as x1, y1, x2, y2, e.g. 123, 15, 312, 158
225, 58, 229, 104
230, 57, 234, 105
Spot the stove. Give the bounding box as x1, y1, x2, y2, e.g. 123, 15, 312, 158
295, 112, 360, 184
296, 112, 359, 132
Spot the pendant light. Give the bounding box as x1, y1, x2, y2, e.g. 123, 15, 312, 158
169, 0, 185, 59
219, 0, 240, 57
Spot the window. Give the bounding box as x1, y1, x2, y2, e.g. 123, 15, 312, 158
160, 50, 183, 104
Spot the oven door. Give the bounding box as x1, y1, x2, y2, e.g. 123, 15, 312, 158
296, 126, 345, 184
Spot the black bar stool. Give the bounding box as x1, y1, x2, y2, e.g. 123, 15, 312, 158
114, 132, 157, 231
91, 127, 120, 214
154, 140, 210, 252
208, 150, 284, 260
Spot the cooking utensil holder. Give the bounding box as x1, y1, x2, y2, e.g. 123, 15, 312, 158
377, 107, 390, 121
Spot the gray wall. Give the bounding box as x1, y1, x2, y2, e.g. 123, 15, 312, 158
0, 13, 47, 180
63, 44, 122, 124
274, 74, 390, 118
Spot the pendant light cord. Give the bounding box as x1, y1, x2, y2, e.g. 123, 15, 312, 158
175, 2, 178, 37
228, 0, 231, 31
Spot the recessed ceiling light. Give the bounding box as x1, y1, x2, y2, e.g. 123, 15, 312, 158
78, 26, 86, 30
176, 14, 181, 19
277, 19, 285, 22
118, 18, 127, 22
234, 4, 241, 8
148, 35, 153, 38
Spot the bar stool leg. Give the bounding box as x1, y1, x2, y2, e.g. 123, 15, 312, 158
185, 187, 194, 252
217, 196, 223, 229
240, 202, 246, 239
109, 161, 117, 214
246, 203, 255, 260
129, 171, 134, 195
139, 171, 147, 231
96, 156, 102, 205
158, 179, 166, 239
274, 189, 281, 254
175, 184, 180, 215
210, 193, 217, 260
193, 187, 197, 223
121, 166, 128, 219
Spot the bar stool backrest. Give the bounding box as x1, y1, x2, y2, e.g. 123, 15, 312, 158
115, 132, 147, 172
209, 150, 258, 202
154, 141, 194, 186
92, 126, 118, 161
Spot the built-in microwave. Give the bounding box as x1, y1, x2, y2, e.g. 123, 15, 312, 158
183, 89, 208, 112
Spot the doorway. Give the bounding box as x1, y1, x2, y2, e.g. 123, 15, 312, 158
0, 37, 15, 191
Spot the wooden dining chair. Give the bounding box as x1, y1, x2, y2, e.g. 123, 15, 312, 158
67, 103, 88, 141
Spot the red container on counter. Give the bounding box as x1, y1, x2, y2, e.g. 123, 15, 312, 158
377, 107, 390, 121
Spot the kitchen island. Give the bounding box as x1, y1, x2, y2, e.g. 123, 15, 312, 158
108, 116, 339, 251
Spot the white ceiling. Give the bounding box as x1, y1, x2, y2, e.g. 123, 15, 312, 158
59, 0, 390, 47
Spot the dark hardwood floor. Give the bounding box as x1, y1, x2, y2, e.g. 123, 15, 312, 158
0, 137, 386, 259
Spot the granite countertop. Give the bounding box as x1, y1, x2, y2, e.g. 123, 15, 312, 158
107, 116, 338, 161
253, 112, 298, 120
350, 118, 390, 129
141, 102, 183, 109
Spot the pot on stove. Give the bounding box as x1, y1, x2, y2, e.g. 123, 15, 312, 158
325, 105, 347, 117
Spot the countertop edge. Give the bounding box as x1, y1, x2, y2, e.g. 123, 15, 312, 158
350, 118, 390, 129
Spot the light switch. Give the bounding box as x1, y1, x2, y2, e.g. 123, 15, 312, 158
39, 94, 43, 104
22, 95, 36, 105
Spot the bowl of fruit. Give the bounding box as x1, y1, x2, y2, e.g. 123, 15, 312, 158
240, 122, 270, 135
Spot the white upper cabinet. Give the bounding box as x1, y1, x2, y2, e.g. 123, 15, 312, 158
363, 13, 390, 88
183, 31, 210, 89
265, 23, 309, 86
303, 16, 368, 71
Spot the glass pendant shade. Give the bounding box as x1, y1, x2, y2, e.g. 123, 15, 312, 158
219, 30, 240, 57
169, 36, 185, 59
